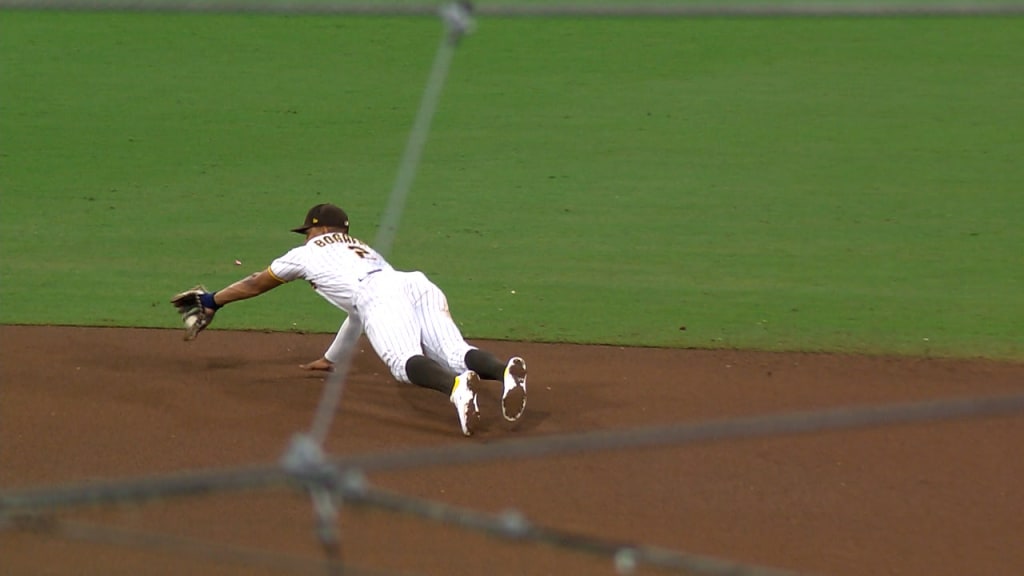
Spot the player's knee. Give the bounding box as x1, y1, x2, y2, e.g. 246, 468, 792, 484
375, 349, 412, 383
387, 357, 412, 383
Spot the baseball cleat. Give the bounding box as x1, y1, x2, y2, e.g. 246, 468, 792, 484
501, 357, 527, 422
450, 370, 481, 436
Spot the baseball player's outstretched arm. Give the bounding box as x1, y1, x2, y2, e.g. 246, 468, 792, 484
205, 269, 284, 309
172, 269, 285, 340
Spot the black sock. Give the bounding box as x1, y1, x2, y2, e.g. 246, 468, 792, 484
405, 355, 456, 395
465, 348, 506, 382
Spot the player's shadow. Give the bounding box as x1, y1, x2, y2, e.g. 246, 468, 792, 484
291, 368, 550, 438
289, 370, 457, 437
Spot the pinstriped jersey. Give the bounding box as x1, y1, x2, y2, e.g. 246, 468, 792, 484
268, 232, 393, 314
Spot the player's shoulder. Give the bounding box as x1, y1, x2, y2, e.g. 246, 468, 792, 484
273, 242, 314, 264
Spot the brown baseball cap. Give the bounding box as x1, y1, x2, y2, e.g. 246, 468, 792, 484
291, 203, 350, 234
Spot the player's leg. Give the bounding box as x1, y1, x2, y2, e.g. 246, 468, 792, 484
363, 306, 480, 437
464, 348, 506, 381
460, 349, 528, 422
359, 284, 445, 388
360, 300, 451, 391
405, 354, 480, 437
403, 354, 454, 394
412, 272, 528, 422
362, 275, 481, 436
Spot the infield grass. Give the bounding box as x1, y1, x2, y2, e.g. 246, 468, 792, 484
2, 11, 1022, 359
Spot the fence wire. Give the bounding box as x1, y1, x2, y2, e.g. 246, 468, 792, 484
305, 0, 471, 451
4, 392, 1024, 573
5, 392, 1023, 516
2, 0, 1024, 17
343, 483, 808, 576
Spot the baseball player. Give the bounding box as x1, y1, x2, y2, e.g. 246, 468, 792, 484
171, 203, 527, 436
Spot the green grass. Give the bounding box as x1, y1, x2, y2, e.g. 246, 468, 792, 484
2, 12, 1023, 359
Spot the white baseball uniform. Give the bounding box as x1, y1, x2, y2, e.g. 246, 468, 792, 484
267, 231, 474, 383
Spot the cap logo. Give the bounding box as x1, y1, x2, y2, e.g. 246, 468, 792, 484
312, 218, 319, 224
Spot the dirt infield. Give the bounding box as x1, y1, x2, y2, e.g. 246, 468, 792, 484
2, 325, 1023, 576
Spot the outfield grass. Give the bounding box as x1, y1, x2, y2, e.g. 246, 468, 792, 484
2, 11, 1022, 359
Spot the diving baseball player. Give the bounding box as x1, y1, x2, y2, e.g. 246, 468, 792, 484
171, 203, 527, 436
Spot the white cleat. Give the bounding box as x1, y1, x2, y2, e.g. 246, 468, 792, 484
501, 357, 527, 422
450, 370, 481, 436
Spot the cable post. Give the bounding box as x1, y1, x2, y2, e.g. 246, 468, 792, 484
440, 1, 475, 45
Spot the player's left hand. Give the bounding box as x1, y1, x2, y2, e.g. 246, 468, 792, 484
170, 285, 216, 341
301, 357, 335, 371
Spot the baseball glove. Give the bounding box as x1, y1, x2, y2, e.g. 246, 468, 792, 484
170, 285, 215, 341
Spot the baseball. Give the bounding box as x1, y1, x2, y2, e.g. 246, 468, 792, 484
234, 259, 242, 266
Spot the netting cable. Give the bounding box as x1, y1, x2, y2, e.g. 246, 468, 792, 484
340, 479, 809, 575
4, 392, 1022, 514
2, 0, 1024, 17
4, 394, 1022, 570
305, 0, 472, 450
289, 3, 473, 568
338, 392, 1024, 473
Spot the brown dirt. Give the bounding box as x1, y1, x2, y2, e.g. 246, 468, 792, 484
2, 325, 1023, 576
